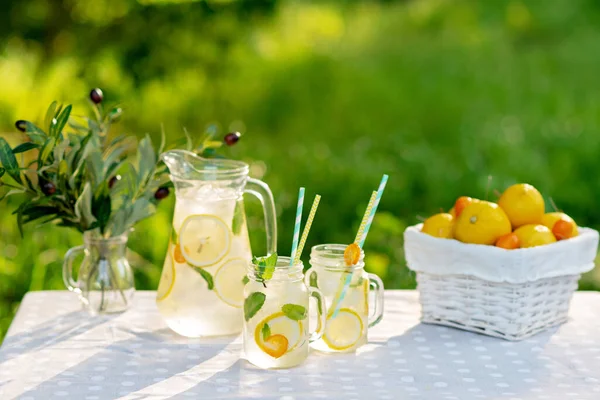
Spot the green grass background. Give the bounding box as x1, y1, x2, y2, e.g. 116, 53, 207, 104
2, 0, 600, 341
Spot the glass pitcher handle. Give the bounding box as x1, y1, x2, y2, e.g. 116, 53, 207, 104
367, 273, 384, 328
63, 245, 84, 294
244, 177, 278, 254
308, 287, 327, 343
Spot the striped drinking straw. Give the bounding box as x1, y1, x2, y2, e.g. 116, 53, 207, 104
331, 174, 388, 318
293, 195, 321, 265
290, 188, 305, 265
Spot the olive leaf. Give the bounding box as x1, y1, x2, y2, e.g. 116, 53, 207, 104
75, 182, 96, 230
281, 304, 307, 321
261, 323, 271, 341
0, 167, 5, 178
137, 134, 156, 185
50, 105, 72, 138
244, 292, 266, 321
92, 183, 112, 234
0, 137, 21, 183
12, 142, 39, 154
44, 101, 58, 130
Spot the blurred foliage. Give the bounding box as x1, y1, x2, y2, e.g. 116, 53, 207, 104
2, 0, 600, 341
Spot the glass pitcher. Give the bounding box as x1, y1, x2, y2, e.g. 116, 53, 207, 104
157, 150, 277, 337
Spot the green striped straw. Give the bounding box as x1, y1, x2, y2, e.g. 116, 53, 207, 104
289, 187, 305, 265
331, 174, 388, 318
359, 174, 388, 247
354, 191, 378, 245
293, 195, 321, 265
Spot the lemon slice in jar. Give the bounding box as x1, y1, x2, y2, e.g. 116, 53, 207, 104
178, 215, 231, 268
255, 312, 303, 358
214, 258, 247, 308
156, 250, 176, 301
323, 308, 364, 351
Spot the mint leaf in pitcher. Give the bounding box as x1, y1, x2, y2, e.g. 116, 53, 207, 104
244, 292, 266, 321
231, 200, 244, 236
192, 266, 214, 290
282, 304, 307, 321
171, 227, 178, 245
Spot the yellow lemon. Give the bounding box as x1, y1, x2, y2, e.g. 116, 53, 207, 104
454, 201, 511, 245
178, 214, 231, 267
421, 213, 454, 239
156, 248, 176, 301
255, 312, 303, 357
498, 184, 545, 228
323, 308, 364, 351
214, 258, 247, 308
514, 224, 557, 248
541, 212, 578, 239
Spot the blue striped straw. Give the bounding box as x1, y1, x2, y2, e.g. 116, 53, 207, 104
331, 174, 389, 318
290, 187, 305, 265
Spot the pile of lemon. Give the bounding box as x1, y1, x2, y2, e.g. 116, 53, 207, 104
421, 184, 578, 249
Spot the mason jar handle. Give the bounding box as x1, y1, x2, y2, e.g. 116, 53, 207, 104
308, 287, 327, 343
244, 178, 278, 255
367, 273, 384, 328
63, 245, 84, 294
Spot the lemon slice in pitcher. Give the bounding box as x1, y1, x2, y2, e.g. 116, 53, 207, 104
179, 215, 231, 268
157, 251, 176, 301
323, 308, 364, 351
214, 258, 247, 308
255, 312, 303, 357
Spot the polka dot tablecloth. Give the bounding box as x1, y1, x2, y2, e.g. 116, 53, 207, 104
1, 291, 600, 400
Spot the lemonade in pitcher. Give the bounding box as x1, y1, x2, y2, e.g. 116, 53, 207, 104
157, 150, 276, 337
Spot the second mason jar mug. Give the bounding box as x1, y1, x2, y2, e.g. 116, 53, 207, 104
243, 256, 326, 369
306, 244, 384, 353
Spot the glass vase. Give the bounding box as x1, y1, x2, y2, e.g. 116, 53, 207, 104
63, 231, 135, 314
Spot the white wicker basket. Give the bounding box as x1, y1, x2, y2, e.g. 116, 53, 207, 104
404, 224, 599, 340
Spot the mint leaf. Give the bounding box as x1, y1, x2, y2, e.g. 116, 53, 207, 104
282, 304, 307, 321
242, 275, 249, 285
350, 275, 364, 288
171, 227, 178, 245
261, 323, 271, 341
309, 271, 319, 288
192, 267, 214, 290
253, 252, 278, 284
232, 200, 245, 236
244, 292, 266, 321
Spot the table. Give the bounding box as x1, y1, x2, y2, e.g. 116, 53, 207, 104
1, 291, 599, 400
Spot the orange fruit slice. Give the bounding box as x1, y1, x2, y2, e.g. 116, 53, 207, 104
173, 244, 187, 264
344, 243, 361, 266
261, 334, 289, 358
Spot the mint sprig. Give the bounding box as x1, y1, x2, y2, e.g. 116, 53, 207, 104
252, 253, 278, 287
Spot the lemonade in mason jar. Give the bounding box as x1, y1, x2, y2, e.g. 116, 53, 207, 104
306, 244, 384, 352
243, 255, 326, 369
156, 150, 277, 337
